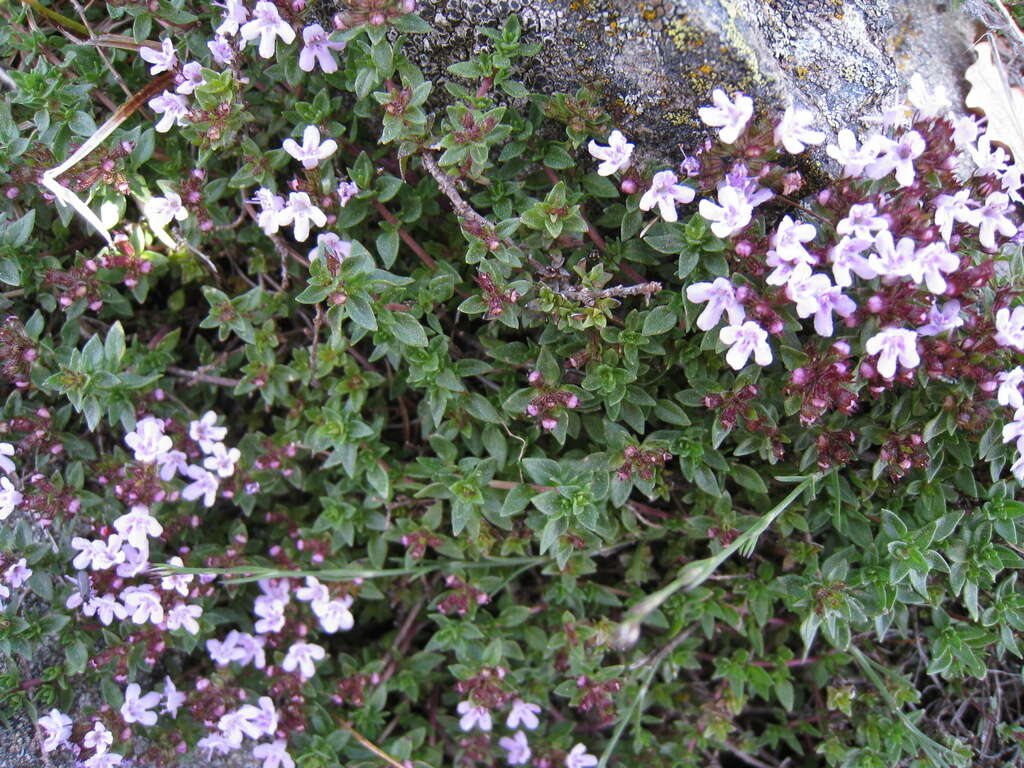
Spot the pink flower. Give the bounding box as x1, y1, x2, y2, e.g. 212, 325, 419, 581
499, 730, 532, 765
774, 106, 825, 153
864, 328, 920, 379
120, 683, 161, 726
456, 700, 492, 732
719, 321, 773, 370
565, 743, 598, 768
83, 593, 128, 625
298, 24, 346, 73
239, 1, 295, 59
587, 130, 634, 176
698, 88, 753, 143
787, 273, 855, 337
148, 91, 189, 133
3, 557, 31, 588
283, 125, 338, 170
506, 699, 542, 730
282, 641, 325, 679
166, 603, 203, 634
37, 709, 72, 752
336, 180, 359, 207
698, 185, 752, 238
686, 277, 745, 331
864, 131, 925, 187
638, 170, 694, 222
139, 38, 177, 75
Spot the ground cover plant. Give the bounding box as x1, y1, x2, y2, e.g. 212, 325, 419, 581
1, 1, 1024, 766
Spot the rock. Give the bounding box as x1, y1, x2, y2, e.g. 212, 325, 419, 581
411, 0, 977, 159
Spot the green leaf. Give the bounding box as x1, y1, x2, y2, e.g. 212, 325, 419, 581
642, 306, 677, 335
346, 294, 378, 331
389, 313, 428, 346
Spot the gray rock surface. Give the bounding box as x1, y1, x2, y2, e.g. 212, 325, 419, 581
414, 0, 978, 159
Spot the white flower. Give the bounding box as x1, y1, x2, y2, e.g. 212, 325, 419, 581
456, 700, 492, 732
931, 190, 979, 243
148, 91, 189, 133
197, 732, 238, 757
719, 321, 772, 370
950, 114, 984, 148
686, 277, 745, 331
253, 595, 286, 633
0, 442, 14, 474
208, 35, 236, 65
299, 23, 346, 73
906, 241, 958, 294
144, 192, 188, 229
116, 543, 150, 579
565, 743, 598, 768
163, 676, 186, 717
203, 442, 240, 478
1003, 407, 1024, 447
296, 576, 330, 604
166, 603, 203, 634
825, 129, 877, 178
120, 683, 161, 726
160, 557, 193, 597
122, 585, 164, 625
253, 740, 295, 768
698, 88, 753, 143
587, 130, 634, 176
157, 449, 189, 481
176, 61, 206, 95
917, 300, 963, 337
239, 1, 295, 59
828, 236, 877, 288
996, 306, 1024, 352
4, 558, 32, 588
867, 231, 917, 278
278, 192, 326, 242
71, 535, 126, 571
998, 367, 1024, 410
314, 595, 355, 633
125, 416, 173, 464
190, 411, 227, 452
84, 752, 125, 768
971, 134, 1010, 176
83, 593, 128, 626
774, 106, 825, 153
215, 0, 249, 37
83, 721, 113, 754
182, 465, 219, 507
310, 233, 352, 263
139, 38, 177, 75
283, 125, 338, 170
638, 170, 694, 223
207, 630, 265, 668
499, 730, 532, 765
863, 131, 925, 187
0, 476, 21, 520
506, 699, 542, 730
836, 203, 887, 240
765, 215, 817, 286
113, 505, 163, 549
237, 696, 278, 738
864, 328, 920, 379
697, 185, 753, 238
786, 273, 855, 337
218, 708, 262, 746
282, 641, 325, 679
974, 191, 1017, 250
906, 73, 950, 119
37, 709, 72, 752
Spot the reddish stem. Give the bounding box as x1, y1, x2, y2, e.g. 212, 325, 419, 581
372, 201, 437, 270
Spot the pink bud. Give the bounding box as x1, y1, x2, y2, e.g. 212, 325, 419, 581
791, 367, 808, 385
565, 394, 579, 408
540, 416, 557, 430
866, 295, 885, 313
620, 179, 637, 195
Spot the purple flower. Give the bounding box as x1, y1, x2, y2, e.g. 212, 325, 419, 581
299, 23, 346, 73
253, 741, 295, 768
907, 241, 958, 294
215, 0, 249, 37
1003, 407, 1024, 447
253, 595, 286, 633
148, 91, 189, 133
182, 465, 219, 507
139, 38, 177, 75
239, 1, 295, 59
825, 129, 877, 178
83, 721, 113, 754
252, 188, 287, 236
931, 190, 979, 243
207, 35, 236, 65
867, 231, 917, 278
836, 203, 887, 240
84, 752, 125, 768
283, 125, 338, 170
686, 277, 745, 331
787, 273, 855, 337
120, 683, 161, 726
125, 416, 172, 464
774, 106, 825, 153
864, 328, 920, 379
499, 730, 532, 765
456, 700, 492, 731
144, 192, 188, 229
71, 535, 126, 571
123, 584, 164, 625
995, 306, 1024, 352
697, 185, 752, 238
638, 170, 695, 222
565, 743, 598, 768
698, 88, 753, 144
765, 216, 817, 286
917, 300, 963, 337
203, 442, 240, 478
3, 557, 31, 588
83, 593, 128, 625
166, 603, 203, 634
163, 676, 186, 717
337, 180, 359, 207
238, 696, 278, 738
296, 576, 330, 604
971, 134, 1010, 176
314, 595, 355, 633
158, 449, 189, 481
587, 129, 634, 176
828, 236, 877, 287
309, 233, 352, 263
719, 321, 772, 370
282, 641, 325, 679
113, 505, 162, 549
175, 61, 206, 95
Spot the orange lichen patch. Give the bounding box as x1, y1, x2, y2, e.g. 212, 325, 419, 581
666, 16, 706, 51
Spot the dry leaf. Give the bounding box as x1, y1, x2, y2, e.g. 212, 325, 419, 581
965, 40, 1024, 164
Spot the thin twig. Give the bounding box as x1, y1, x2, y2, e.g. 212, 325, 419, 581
166, 366, 240, 387
420, 151, 495, 234
372, 200, 436, 270
558, 281, 662, 306
335, 720, 409, 768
